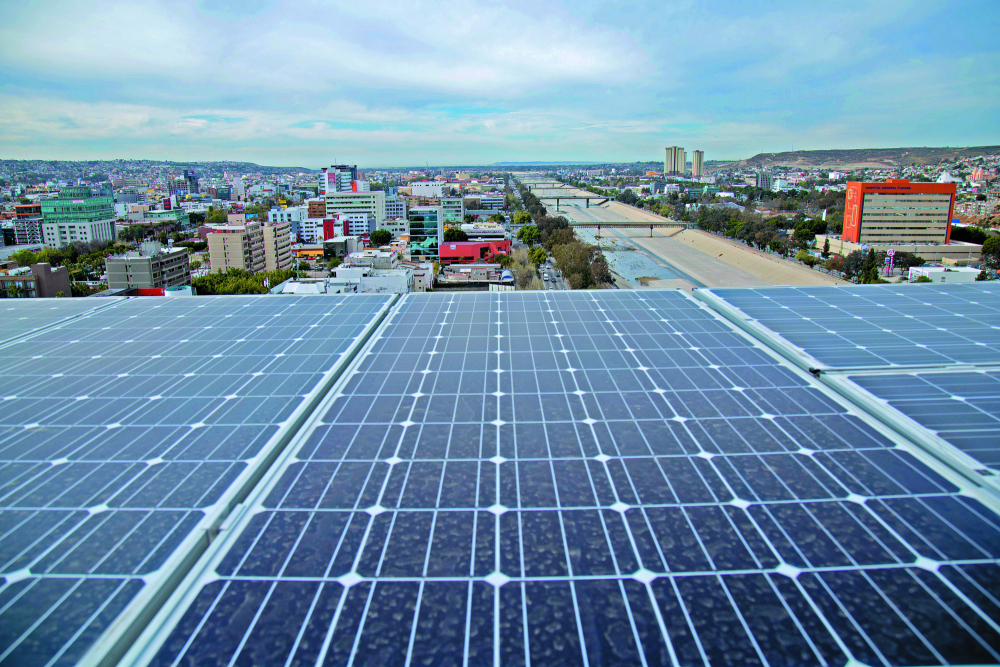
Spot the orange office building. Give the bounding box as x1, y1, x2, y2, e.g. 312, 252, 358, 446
843, 179, 956, 245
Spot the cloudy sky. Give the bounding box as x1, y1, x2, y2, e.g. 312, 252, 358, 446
0, 0, 996, 167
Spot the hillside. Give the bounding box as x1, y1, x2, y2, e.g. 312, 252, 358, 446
729, 146, 1000, 169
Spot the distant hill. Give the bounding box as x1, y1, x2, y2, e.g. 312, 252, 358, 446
728, 146, 1000, 169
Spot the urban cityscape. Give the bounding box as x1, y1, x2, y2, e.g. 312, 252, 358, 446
2, 1, 1000, 666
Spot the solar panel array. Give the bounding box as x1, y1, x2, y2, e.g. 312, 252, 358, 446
134, 291, 1000, 667
0, 297, 123, 344
848, 370, 1000, 471
0, 294, 393, 667
700, 283, 1000, 370
699, 282, 1000, 524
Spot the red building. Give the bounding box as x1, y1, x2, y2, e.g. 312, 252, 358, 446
843, 179, 956, 245
439, 240, 511, 265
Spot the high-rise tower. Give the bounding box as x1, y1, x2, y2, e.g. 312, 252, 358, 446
664, 146, 686, 176
691, 150, 704, 178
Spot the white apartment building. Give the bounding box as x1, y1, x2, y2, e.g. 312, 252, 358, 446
325, 190, 386, 225
465, 194, 505, 211
345, 213, 376, 237
300, 218, 326, 243
409, 182, 445, 197
42, 219, 115, 248
381, 218, 409, 238
268, 206, 307, 224
385, 196, 406, 220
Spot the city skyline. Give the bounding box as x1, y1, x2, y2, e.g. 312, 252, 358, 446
0, 0, 997, 166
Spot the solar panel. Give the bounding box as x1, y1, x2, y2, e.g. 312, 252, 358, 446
697, 283, 1000, 371
844, 370, 1000, 472
129, 291, 1000, 667
0, 294, 394, 667
0, 297, 125, 344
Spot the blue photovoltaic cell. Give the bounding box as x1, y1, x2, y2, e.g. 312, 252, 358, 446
0, 297, 123, 344
0, 294, 392, 667
146, 291, 1000, 667
849, 370, 1000, 470
705, 282, 1000, 369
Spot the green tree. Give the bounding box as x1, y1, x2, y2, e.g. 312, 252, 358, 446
821, 237, 831, 259
10, 249, 38, 267
982, 236, 1000, 269
528, 246, 547, 266
192, 268, 295, 295
55, 290, 67, 297
369, 229, 393, 247
298, 260, 311, 271
860, 248, 880, 284
841, 250, 865, 282
443, 227, 469, 242
513, 210, 532, 226
205, 208, 228, 225
517, 225, 541, 247
914, 275, 933, 283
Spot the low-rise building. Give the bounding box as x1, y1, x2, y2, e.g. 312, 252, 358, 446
908, 266, 981, 283
324, 236, 363, 259
439, 239, 511, 265
105, 242, 190, 289
359, 268, 413, 294
381, 218, 409, 238
0, 262, 72, 298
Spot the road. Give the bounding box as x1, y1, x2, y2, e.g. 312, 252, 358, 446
516, 175, 845, 290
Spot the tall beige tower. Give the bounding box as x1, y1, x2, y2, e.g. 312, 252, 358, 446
692, 150, 704, 178
664, 146, 686, 176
